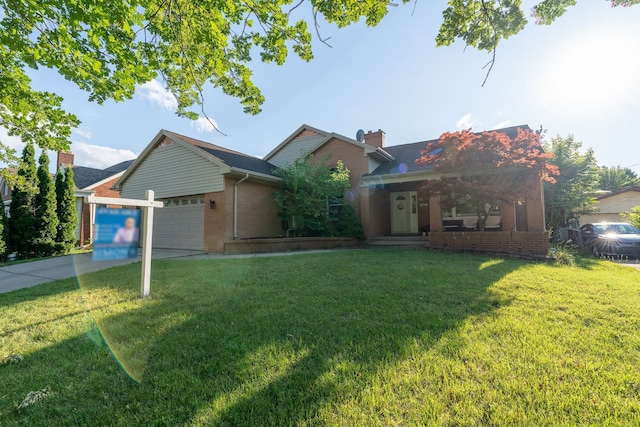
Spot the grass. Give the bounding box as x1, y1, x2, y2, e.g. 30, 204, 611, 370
1, 249, 639, 425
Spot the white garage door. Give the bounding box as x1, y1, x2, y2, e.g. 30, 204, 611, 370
153, 196, 205, 250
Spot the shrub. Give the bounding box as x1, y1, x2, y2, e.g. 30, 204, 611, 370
335, 204, 364, 239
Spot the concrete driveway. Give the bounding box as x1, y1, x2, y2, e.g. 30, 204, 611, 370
620, 259, 640, 271
0, 249, 206, 294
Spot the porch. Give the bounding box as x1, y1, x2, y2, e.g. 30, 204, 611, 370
359, 177, 548, 256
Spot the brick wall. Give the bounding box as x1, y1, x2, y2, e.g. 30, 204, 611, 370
295, 129, 319, 138
203, 189, 227, 253
233, 179, 281, 238
80, 176, 124, 245
224, 237, 361, 255
203, 178, 282, 253
93, 177, 122, 199
429, 231, 549, 256
311, 136, 375, 235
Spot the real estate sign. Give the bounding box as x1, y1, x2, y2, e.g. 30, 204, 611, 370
93, 207, 140, 261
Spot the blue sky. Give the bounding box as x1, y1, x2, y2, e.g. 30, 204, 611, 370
3, 1, 640, 174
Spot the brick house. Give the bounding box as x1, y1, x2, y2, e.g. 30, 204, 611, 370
1, 169, 15, 217
116, 124, 549, 256
56, 152, 134, 246
2, 154, 133, 246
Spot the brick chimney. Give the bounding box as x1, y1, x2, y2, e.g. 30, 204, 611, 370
57, 151, 74, 169
364, 129, 385, 149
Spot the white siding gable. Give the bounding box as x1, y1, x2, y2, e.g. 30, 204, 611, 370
121, 143, 224, 199
368, 157, 382, 174
596, 191, 640, 214
268, 134, 326, 167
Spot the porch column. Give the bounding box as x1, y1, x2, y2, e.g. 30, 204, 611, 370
359, 185, 372, 240
525, 177, 546, 232
429, 194, 442, 232
501, 201, 516, 231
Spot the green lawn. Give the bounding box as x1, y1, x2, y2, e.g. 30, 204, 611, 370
1, 249, 639, 426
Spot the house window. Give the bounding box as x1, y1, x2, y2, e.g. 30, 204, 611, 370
327, 193, 344, 222
442, 194, 501, 218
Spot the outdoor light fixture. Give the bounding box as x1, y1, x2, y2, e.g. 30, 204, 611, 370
209, 199, 216, 209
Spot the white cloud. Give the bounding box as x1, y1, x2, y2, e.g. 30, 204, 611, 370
1, 128, 136, 171
138, 79, 178, 111
491, 120, 511, 130
71, 141, 137, 169
455, 113, 481, 130
191, 117, 219, 133
73, 127, 93, 139
0, 127, 24, 154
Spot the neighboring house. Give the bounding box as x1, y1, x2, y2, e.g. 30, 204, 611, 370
115, 124, 549, 255
579, 186, 640, 224
56, 152, 135, 245
1, 169, 14, 217
1, 154, 132, 246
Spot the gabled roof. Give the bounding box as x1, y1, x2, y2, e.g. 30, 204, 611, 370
103, 160, 135, 174
73, 160, 135, 190
116, 130, 278, 189
165, 130, 278, 176
596, 186, 640, 200
368, 125, 531, 176
263, 124, 393, 163
197, 146, 277, 176
262, 124, 329, 161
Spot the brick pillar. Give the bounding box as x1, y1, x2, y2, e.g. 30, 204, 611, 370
429, 194, 442, 232
360, 185, 372, 240
525, 176, 546, 232
501, 201, 516, 231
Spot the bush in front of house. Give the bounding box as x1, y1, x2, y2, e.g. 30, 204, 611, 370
336, 204, 365, 239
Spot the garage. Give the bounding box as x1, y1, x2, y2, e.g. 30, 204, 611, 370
153, 196, 205, 250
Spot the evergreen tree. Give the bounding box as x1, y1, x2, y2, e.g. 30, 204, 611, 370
55, 166, 78, 252
35, 151, 59, 256
335, 204, 365, 239
8, 143, 38, 258
597, 165, 639, 192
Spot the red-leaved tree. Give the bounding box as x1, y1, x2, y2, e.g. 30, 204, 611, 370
416, 128, 558, 231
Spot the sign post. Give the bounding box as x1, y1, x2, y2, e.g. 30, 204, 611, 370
86, 190, 163, 297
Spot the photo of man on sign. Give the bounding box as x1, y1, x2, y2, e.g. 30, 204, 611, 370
93, 208, 141, 261
113, 216, 139, 243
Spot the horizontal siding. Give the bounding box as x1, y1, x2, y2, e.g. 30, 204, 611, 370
268, 134, 326, 167
122, 144, 224, 199
596, 193, 640, 213
368, 157, 382, 174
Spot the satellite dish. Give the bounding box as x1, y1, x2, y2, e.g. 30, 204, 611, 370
356, 129, 365, 143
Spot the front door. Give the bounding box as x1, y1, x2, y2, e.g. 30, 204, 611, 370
390, 191, 419, 234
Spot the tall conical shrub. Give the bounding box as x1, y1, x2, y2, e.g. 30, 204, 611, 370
8, 143, 38, 258
35, 151, 59, 256
55, 166, 77, 252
